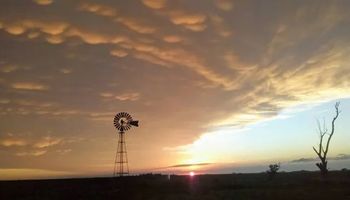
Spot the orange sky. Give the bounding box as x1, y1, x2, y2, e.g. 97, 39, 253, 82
0, 0, 350, 180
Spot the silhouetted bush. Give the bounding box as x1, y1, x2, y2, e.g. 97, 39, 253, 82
267, 163, 280, 178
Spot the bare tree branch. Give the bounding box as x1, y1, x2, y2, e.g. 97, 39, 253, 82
313, 102, 340, 176
324, 102, 340, 158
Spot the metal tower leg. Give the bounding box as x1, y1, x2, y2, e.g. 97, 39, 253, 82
114, 131, 129, 177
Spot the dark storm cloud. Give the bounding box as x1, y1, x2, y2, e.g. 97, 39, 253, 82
291, 154, 350, 163
168, 163, 212, 168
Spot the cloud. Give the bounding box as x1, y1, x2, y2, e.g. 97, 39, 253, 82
115, 92, 140, 101
65, 27, 126, 44
210, 15, 232, 37
56, 149, 72, 154
290, 158, 317, 163
214, 0, 233, 11
133, 52, 171, 68
1, 0, 350, 176
33, 0, 53, 6
99, 92, 140, 101
0, 99, 10, 104
331, 154, 350, 161
0, 64, 18, 73
4, 24, 26, 35
184, 24, 207, 32
46, 35, 64, 44
168, 163, 211, 168
116, 17, 156, 34
0, 138, 27, 147
33, 136, 62, 148
170, 12, 206, 25
60, 68, 72, 74
168, 11, 207, 31
11, 82, 49, 91
0, 135, 62, 149
1, 19, 68, 36
100, 92, 115, 98
291, 154, 350, 163
78, 2, 117, 17
16, 150, 47, 156
129, 42, 235, 89
142, 0, 166, 9
163, 35, 183, 43
110, 49, 128, 57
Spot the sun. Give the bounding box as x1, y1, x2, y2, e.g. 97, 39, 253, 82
189, 171, 195, 177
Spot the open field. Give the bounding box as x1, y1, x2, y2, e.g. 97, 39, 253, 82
1, 171, 350, 200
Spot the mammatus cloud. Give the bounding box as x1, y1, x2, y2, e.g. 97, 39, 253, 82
141, 0, 167, 9
169, 11, 207, 32
78, 2, 117, 17
1, 20, 68, 36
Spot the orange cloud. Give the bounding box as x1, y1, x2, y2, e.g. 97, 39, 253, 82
115, 92, 140, 101
116, 17, 156, 34
133, 52, 171, 68
22, 20, 68, 35
16, 150, 47, 156
184, 24, 207, 32
110, 49, 128, 57
141, 0, 166, 9
78, 2, 117, 17
46, 35, 64, 44
4, 24, 26, 35
214, 0, 233, 11
163, 35, 183, 43
1, 19, 68, 36
100, 92, 114, 98
11, 82, 49, 91
170, 12, 206, 25
129, 42, 234, 89
27, 32, 40, 39
0, 138, 27, 147
169, 11, 207, 31
33, 0, 53, 6
33, 136, 62, 148
65, 27, 121, 44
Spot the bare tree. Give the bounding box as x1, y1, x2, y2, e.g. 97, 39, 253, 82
313, 102, 340, 176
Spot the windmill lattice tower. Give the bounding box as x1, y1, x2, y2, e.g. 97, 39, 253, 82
113, 112, 139, 177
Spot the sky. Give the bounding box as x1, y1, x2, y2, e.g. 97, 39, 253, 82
0, 0, 350, 180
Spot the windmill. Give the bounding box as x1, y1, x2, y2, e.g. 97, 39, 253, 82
113, 112, 139, 177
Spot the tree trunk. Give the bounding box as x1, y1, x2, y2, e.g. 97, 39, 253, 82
316, 159, 328, 176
